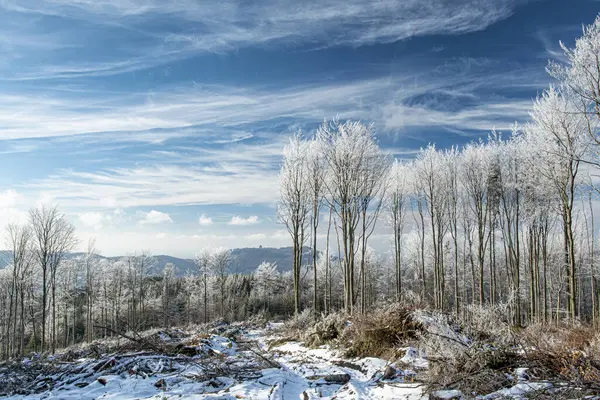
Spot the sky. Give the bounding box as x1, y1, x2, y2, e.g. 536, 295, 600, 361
0, 0, 597, 257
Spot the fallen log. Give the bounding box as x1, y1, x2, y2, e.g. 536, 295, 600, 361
306, 373, 351, 384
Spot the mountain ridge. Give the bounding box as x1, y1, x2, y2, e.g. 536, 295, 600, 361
0, 247, 315, 277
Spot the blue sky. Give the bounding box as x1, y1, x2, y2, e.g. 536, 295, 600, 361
0, 0, 596, 257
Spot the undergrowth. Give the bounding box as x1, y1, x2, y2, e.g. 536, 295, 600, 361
282, 303, 600, 399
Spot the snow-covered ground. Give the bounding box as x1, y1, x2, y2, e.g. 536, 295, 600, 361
0, 319, 567, 399
1, 322, 426, 399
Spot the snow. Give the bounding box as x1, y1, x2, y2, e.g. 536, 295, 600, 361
3, 324, 427, 400
0, 319, 562, 400
432, 389, 464, 399
399, 347, 429, 370
267, 339, 425, 399
480, 382, 553, 399
513, 367, 529, 382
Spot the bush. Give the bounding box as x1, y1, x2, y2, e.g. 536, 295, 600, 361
303, 311, 347, 347
342, 304, 421, 358
460, 302, 515, 344
284, 309, 313, 330
279, 304, 422, 358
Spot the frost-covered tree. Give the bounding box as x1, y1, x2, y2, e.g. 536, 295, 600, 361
415, 145, 450, 309
211, 248, 231, 320
194, 249, 213, 323
252, 262, 280, 312
317, 119, 387, 313
278, 132, 311, 315
356, 133, 391, 313
5, 223, 33, 358
549, 16, 600, 128
306, 139, 326, 314
525, 86, 594, 322
460, 142, 492, 306
387, 161, 411, 301
162, 263, 176, 328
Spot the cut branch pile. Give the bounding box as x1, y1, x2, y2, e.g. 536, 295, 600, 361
0, 322, 272, 397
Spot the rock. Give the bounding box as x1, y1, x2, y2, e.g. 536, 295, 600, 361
97, 378, 107, 386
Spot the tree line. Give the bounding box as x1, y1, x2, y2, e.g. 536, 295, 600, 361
277, 16, 600, 325
0, 210, 311, 358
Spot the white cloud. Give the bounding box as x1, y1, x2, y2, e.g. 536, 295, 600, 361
0, 190, 29, 227
229, 215, 260, 225
198, 214, 213, 226
138, 210, 173, 225
78, 211, 108, 230
0, 189, 21, 208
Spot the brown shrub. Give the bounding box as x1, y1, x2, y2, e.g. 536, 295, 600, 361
342, 304, 421, 358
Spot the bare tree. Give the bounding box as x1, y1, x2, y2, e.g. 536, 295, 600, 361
460, 142, 492, 306
357, 136, 391, 313
29, 205, 77, 353
82, 238, 98, 342
5, 224, 33, 357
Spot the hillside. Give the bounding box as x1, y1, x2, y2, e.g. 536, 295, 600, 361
0, 247, 315, 277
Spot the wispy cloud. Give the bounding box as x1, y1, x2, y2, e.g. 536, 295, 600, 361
0, 0, 526, 79
10, 62, 545, 212
0, 63, 544, 141
24, 162, 280, 209
381, 100, 534, 132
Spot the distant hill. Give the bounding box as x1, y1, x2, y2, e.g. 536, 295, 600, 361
0, 247, 316, 277
229, 247, 314, 275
